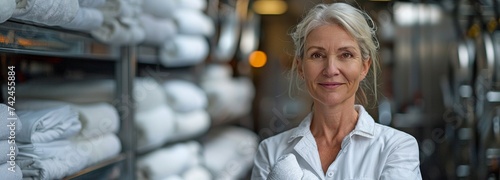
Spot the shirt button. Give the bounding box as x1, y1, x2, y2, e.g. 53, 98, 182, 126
327, 171, 334, 177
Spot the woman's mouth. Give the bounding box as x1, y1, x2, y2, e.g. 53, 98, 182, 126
318, 82, 343, 89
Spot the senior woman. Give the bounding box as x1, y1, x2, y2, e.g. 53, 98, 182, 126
251, 2, 422, 180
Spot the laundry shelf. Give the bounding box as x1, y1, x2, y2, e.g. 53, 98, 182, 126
63, 153, 127, 180
0, 20, 119, 60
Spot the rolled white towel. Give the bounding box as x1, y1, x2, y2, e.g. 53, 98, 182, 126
72, 133, 122, 166
135, 104, 176, 152
133, 77, 168, 112
139, 14, 177, 45
12, 0, 80, 27
61, 7, 104, 32
169, 110, 210, 142
201, 79, 235, 123
267, 154, 305, 180
99, 0, 142, 18
0, 163, 22, 180
0, 0, 15, 23
18, 140, 72, 159
227, 77, 255, 119
0, 140, 18, 164
16, 105, 81, 143
0, 104, 22, 140
159, 35, 209, 67
137, 141, 201, 180
175, 0, 207, 11
182, 166, 212, 180
172, 9, 214, 36
202, 64, 233, 81
91, 16, 146, 45
141, 0, 176, 18
78, 0, 106, 8
163, 80, 207, 113
202, 126, 259, 180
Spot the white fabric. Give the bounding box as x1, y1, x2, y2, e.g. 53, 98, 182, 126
172, 9, 214, 36
18, 140, 72, 159
169, 110, 210, 142
6, 78, 115, 104
0, 104, 22, 140
16, 105, 81, 143
203, 126, 259, 180
159, 35, 209, 67
163, 80, 207, 113
78, 0, 106, 8
12, 0, 80, 26
175, 0, 207, 11
91, 16, 145, 45
266, 154, 318, 180
133, 77, 168, 112
99, 0, 142, 18
141, 0, 176, 18
0, 140, 18, 164
135, 104, 176, 152
202, 64, 233, 81
182, 166, 212, 180
0, 0, 15, 23
72, 133, 122, 166
15, 100, 119, 140
0, 163, 22, 180
61, 7, 104, 32
252, 105, 422, 180
139, 14, 177, 45
137, 141, 201, 180
17, 155, 87, 180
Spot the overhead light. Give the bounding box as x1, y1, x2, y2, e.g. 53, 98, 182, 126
252, 0, 287, 15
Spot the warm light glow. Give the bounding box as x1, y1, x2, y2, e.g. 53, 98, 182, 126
249, 51, 267, 68
253, 0, 287, 15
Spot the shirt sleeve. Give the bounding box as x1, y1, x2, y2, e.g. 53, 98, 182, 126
251, 140, 271, 180
380, 134, 422, 180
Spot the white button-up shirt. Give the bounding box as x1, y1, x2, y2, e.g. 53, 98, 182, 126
252, 105, 422, 180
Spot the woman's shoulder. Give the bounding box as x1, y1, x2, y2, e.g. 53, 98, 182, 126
372, 123, 419, 149
259, 127, 298, 147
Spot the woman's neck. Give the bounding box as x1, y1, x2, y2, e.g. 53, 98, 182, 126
310, 103, 359, 145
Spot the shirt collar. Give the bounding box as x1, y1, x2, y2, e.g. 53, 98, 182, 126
288, 105, 375, 143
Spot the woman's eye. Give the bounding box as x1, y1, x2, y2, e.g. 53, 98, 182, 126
341, 53, 353, 59
311, 53, 323, 59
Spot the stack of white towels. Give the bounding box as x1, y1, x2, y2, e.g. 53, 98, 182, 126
141, 0, 213, 67
13, 100, 122, 179
200, 64, 255, 125
0, 104, 23, 179
137, 126, 259, 180
134, 77, 210, 153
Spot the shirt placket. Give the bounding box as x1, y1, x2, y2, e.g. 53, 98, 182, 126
325, 133, 353, 180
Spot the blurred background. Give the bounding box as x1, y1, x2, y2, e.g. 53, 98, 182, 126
0, 0, 499, 179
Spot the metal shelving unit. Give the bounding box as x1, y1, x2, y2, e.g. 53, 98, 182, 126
0, 20, 136, 179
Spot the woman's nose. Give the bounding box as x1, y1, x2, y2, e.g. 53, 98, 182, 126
322, 57, 340, 77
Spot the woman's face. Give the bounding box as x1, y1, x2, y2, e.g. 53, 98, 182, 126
298, 24, 371, 107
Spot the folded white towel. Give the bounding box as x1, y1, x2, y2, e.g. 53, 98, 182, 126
18, 140, 72, 159
72, 133, 122, 166
267, 154, 318, 180
160, 175, 183, 180
12, 0, 80, 27
135, 104, 176, 153
0, 140, 18, 164
0, 0, 15, 23
175, 0, 207, 11
0, 163, 22, 180
15, 100, 120, 140
141, 0, 176, 18
182, 165, 212, 180
17, 155, 87, 180
99, 0, 142, 18
163, 80, 207, 113
6, 78, 115, 104
159, 35, 209, 67
173, 9, 214, 36
137, 141, 201, 180
134, 77, 168, 112
16, 105, 81, 143
202, 64, 233, 81
169, 110, 210, 142
91, 16, 146, 45
61, 7, 104, 32
202, 126, 259, 180
0, 104, 22, 140
139, 14, 177, 45
78, 0, 106, 8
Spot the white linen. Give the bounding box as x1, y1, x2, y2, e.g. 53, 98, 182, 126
17, 156, 87, 180
137, 141, 201, 180
0, 163, 22, 180
139, 14, 177, 45
16, 105, 81, 143
163, 80, 207, 113
135, 104, 176, 152
175, 0, 207, 11
18, 140, 72, 159
141, 0, 176, 18
0, 104, 22, 140
252, 105, 422, 180
182, 166, 212, 180
266, 154, 318, 180
0, 140, 18, 164
133, 77, 168, 112
159, 35, 209, 67
61, 7, 104, 32
99, 0, 142, 18
202, 126, 259, 180
72, 133, 122, 166
78, 0, 106, 8
169, 110, 210, 142
12, 0, 80, 27
91, 16, 146, 45
0, 0, 15, 23
172, 9, 214, 36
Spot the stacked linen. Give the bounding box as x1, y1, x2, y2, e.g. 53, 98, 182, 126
140, 0, 213, 67
137, 141, 212, 180
0, 0, 15, 23
200, 64, 255, 124
0, 104, 23, 179
162, 79, 211, 142
201, 126, 259, 180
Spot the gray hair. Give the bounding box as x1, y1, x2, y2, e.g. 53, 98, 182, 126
289, 2, 380, 106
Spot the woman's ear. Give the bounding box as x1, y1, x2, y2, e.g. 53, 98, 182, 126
296, 58, 304, 79
361, 58, 371, 79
